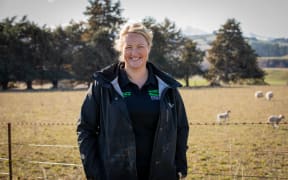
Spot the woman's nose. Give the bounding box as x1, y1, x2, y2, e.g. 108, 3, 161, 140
131, 48, 139, 56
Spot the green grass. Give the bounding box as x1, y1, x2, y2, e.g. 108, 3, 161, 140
176, 68, 288, 86
0, 86, 288, 179
177, 75, 210, 87
264, 68, 288, 85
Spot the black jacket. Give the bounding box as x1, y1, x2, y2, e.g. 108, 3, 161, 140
77, 62, 189, 180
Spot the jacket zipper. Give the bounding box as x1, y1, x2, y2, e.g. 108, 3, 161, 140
148, 87, 169, 180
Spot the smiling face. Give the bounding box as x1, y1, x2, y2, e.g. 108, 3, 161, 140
123, 32, 150, 71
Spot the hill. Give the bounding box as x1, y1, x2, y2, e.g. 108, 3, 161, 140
258, 56, 288, 68
188, 34, 288, 55
188, 34, 288, 68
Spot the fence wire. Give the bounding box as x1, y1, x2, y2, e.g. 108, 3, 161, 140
1, 122, 288, 179
1, 121, 287, 126
189, 122, 288, 126
190, 172, 288, 179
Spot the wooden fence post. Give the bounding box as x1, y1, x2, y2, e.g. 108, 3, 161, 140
8, 123, 12, 180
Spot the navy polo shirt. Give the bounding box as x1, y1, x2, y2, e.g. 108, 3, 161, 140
118, 65, 160, 180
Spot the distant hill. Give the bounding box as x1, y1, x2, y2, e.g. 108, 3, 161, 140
187, 33, 288, 68
257, 56, 288, 68
248, 38, 288, 57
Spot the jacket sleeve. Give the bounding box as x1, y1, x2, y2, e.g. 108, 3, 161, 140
174, 88, 189, 177
76, 81, 101, 179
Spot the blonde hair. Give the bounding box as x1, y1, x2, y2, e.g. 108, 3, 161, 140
114, 22, 153, 61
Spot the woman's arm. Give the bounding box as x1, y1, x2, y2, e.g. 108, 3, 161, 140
76, 82, 101, 179
174, 89, 189, 178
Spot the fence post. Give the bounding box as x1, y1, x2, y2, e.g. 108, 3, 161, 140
8, 123, 12, 180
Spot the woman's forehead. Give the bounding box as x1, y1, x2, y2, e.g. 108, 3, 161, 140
124, 33, 148, 44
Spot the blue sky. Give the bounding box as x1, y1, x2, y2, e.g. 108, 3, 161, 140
1, 0, 287, 38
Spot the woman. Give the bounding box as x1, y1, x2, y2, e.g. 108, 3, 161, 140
77, 22, 189, 180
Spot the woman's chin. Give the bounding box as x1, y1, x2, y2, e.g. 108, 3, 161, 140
128, 60, 144, 69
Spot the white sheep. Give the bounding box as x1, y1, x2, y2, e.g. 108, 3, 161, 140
217, 110, 231, 123
254, 91, 264, 98
267, 114, 285, 128
265, 91, 273, 101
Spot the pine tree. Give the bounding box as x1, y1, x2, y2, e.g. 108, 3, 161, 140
178, 38, 204, 87
84, 0, 125, 35
72, 0, 126, 83
206, 18, 265, 85
143, 18, 184, 74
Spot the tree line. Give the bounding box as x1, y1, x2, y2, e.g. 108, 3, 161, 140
249, 38, 288, 57
0, 0, 265, 90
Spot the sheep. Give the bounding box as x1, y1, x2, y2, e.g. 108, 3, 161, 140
267, 114, 285, 128
254, 91, 264, 98
216, 110, 231, 123
265, 91, 273, 101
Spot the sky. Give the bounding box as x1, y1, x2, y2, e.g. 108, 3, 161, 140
0, 0, 287, 38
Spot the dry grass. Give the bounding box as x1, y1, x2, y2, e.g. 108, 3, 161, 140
0, 86, 287, 179
0, 91, 85, 179
181, 86, 288, 179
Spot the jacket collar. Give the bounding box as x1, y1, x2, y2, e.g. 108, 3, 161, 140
118, 63, 158, 88
147, 62, 182, 88
93, 61, 182, 88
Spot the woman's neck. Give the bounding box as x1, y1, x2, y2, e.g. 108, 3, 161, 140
125, 66, 148, 89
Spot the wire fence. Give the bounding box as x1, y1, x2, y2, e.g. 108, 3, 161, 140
1, 121, 287, 126
0, 122, 288, 179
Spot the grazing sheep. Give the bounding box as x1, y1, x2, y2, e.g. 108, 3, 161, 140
254, 91, 264, 98
265, 91, 273, 101
217, 110, 231, 123
268, 114, 285, 128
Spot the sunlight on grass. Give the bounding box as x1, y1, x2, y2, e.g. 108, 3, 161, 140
176, 68, 288, 86
0, 86, 288, 178
177, 75, 209, 87
264, 68, 288, 85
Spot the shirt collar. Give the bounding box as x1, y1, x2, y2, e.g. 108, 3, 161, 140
146, 64, 157, 86
119, 67, 130, 88
118, 64, 157, 88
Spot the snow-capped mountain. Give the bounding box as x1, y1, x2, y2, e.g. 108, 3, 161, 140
182, 26, 210, 36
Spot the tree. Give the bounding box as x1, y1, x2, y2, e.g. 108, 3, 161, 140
143, 17, 184, 75
72, 43, 107, 83
71, 0, 126, 83
0, 16, 19, 90
44, 26, 74, 89
206, 19, 265, 85
178, 38, 204, 87
84, 0, 125, 61
17, 20, 44, 89
62, 21, 87, 81
71, 23, 115, 83
84, 0, 125, 35
0, 16, 40, 90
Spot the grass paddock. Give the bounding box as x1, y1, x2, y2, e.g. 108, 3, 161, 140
0, 86, 287, 179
